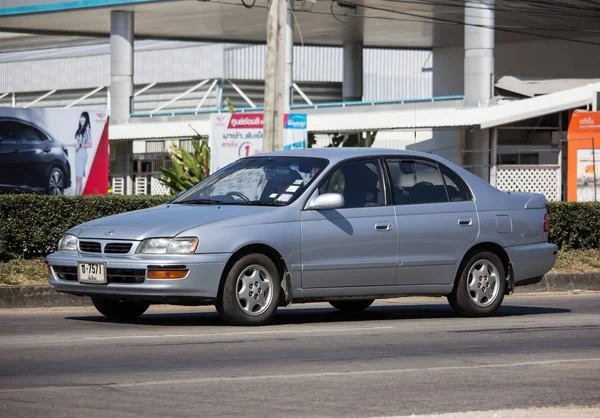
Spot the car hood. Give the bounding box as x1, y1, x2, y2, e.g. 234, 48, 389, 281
70, 203, 277, 240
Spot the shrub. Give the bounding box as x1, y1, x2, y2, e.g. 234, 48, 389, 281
547, 202, 600, 250
0, 194, 170, 261
160, 136, 210, 194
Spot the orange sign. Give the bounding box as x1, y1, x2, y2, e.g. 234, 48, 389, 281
567, 111, 600, 201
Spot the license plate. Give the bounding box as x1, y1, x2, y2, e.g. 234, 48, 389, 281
77, 262, 107, 284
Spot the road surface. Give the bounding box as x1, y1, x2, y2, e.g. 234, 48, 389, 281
1, 293, 599, 417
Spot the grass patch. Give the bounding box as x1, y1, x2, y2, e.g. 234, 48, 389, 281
553, 249, 600, 274
0, 249, 599, 286
0, 258, 48, 286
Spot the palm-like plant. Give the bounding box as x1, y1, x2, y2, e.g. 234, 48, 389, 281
159, 136, 211, 194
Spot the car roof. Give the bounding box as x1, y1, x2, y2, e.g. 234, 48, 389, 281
261, 147, 439, 163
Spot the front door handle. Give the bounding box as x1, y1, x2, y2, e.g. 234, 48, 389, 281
43, 147, 51, 153
375, 222, 392, 231
458, 217, 473, 226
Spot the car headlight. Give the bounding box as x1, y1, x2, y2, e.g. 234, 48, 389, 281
58, 234, 78, 251
137, 237, 199, 254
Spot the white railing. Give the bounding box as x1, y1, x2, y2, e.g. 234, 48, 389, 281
496, 165, 561, 202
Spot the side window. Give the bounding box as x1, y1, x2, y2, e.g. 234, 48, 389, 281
0, 122, 18, 144
439, 164, 471, 202
20, 124, 44, 143
386, 159, 448, 205
318, 159, 383, 208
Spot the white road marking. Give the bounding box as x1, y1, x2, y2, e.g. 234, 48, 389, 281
368, 406, 600, 418
84, 325, 396, 340
1, 357, 599, 394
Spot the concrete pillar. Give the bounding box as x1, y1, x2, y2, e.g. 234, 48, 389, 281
283, 0, 293, 111
343, 41, 363, 102
110, 11, 134, 125
464, 0, 494, 181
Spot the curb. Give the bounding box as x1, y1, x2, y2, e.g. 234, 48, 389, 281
0, 286, 91, 309
1, 273, 599, 309
513, 273, 600, 294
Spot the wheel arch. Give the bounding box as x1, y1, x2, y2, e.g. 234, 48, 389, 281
453, 242, 510, 291
217, 243, 288, 301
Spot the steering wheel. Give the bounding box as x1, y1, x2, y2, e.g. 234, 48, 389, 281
226, 191, 250, 202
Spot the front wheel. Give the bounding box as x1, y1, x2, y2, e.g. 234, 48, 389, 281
217, 254, 281, 326
329, 299, 374, 313
91, 297, 150, 321
448, 251, 506, 317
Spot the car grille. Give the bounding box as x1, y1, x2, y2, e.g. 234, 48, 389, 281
79, 241, 101, 253
107, 268, 145, 284
78, 241, 133, 254
104, 243, 133, 254
51, 265, 145, 284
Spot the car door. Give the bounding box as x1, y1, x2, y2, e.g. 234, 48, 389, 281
386, 158, 478, 286
0, 121, 22, 188
17, 122, 49, 189
300, 158, 398, 288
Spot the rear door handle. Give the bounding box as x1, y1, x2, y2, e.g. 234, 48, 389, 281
458, 217, 473, 226
43, 147, 51, 153
375, 222, 392, 231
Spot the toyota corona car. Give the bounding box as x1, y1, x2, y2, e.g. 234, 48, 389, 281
0, 117, 71, 195
46, 148, 558, 325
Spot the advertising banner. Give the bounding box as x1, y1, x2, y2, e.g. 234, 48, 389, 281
0, 108, 109, 195
567, 111, 600, 201
209, 112, 307, 173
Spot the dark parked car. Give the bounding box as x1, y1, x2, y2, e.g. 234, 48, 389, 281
0, 118, 71, 195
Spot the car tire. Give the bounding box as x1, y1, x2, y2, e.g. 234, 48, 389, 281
91, 297, 150, 321
448, 251, 506, 317
47, 167, 65, 195
329, 299, 374, 313
218, 254, 281, 326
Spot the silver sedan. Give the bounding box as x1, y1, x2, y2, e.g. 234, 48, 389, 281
47, 148, 558, 325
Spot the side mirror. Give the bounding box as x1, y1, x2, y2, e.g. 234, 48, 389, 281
306, 193, 344, 210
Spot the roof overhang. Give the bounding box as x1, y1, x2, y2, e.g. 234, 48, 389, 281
109, 81, 600, 140
2, 0, 600, 49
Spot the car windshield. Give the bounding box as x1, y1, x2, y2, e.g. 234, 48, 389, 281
172, 156, 329, 206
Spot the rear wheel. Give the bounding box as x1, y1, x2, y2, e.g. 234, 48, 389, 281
217, 254, 281, 326
91, 297, 150, 321
47, 167, 65, 195
448, 251, 506, 317
329, 299, 374, 313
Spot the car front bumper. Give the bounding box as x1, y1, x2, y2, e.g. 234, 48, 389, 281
506, 242, 558, 286
46, 250, 232, 304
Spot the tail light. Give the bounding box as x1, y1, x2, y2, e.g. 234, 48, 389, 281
543, 213, 549, 233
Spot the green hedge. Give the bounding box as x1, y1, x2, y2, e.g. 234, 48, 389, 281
546, 202, 600, 251
0, 195, 171, 261
0, 196, 598, 261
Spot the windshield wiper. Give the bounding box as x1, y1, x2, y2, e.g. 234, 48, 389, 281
175, 198, 224, 205
235, 201, 282, 206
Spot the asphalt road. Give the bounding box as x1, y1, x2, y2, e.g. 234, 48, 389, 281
0, 293, 599, 418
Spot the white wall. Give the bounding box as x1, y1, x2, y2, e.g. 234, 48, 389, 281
407, 130, 462, 164
433, 37, 600, 98
432, 46, 463, 97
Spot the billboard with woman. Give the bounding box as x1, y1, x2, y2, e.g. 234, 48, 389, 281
0, 107, 108, 195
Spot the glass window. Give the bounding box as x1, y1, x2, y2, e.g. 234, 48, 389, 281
173, 156, 328, 206
439, 164, 471, 202
20, 124, 44, 143
386, 159, 448, 205
0, 122, 19, 144
318, 159, 384, 208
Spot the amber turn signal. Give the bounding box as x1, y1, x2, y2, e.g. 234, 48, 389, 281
147, 270, 189, 280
